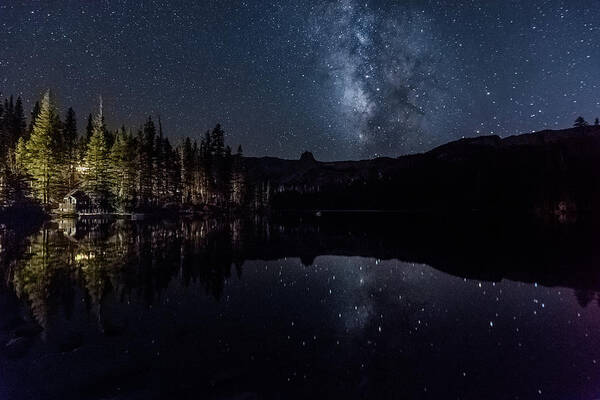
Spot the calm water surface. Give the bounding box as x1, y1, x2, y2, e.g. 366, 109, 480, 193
0, 216, 599, 399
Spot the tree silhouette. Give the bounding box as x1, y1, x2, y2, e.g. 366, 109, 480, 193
85, 113, 94, 143
574, 116, 588, 128
12, 97, 26, 147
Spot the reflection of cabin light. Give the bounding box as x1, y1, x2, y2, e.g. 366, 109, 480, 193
75, 253, 95, 261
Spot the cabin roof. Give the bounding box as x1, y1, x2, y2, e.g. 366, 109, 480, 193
63, 189, 89, 202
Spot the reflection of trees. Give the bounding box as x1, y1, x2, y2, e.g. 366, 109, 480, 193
8, 216, 600, 326
10, 218, 248, 325
13, 228, 74, 327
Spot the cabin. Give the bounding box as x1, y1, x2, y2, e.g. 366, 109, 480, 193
58, 189, 90, 214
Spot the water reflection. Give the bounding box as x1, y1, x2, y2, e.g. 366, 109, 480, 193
0, 215, 600, 399
7, 218, 250, 327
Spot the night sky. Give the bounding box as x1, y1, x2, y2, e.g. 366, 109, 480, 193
1, 0, 599, 160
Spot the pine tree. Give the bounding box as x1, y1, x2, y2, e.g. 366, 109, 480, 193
221, 145, 233, 207
139, 116, 156, 207
63, 107, 77, 147
180, 137, 194, 204
83, 101, 111, 210
210, 124, 225, 157
134, 128, 144, 205
0, 97, 13, 160
198, 134, 211, 204
14, 137, 28, 173
595, 118, 599, 126
5, 96, 14, 137
202, 130, 211, 159
162, 138, 180, 203
28, 101, 40, 137
574, 116, 588, 128
85, 113, 94, 143
0, 163, 30, 209
109, 129, 136, 211
0, 98, 5, 160
63, 107, 78, 191
154, 117, 166, 202
12, 97, 26, 145
23, 90, 60, 204
231, 145, 246, 206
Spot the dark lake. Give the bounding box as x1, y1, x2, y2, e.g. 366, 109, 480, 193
1, 214, 599, 399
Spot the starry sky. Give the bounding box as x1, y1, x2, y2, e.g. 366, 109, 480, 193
1, 0, 599, 160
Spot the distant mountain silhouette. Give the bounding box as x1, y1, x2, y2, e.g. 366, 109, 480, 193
246, 126, 600, 214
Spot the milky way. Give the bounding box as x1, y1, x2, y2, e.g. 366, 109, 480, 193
1, 1, 599, 160
311, 0, 456, 157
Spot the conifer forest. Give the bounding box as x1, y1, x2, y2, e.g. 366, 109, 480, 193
0, 91, 267, 215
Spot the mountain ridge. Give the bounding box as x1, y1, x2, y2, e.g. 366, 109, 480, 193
244, 125, 600, 213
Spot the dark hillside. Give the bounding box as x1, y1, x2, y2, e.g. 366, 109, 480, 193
245, 126, 600, 213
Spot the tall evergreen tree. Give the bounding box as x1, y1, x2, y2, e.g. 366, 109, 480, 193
14, 137, 28, 172
85, 113, 94, 143
23, 91, 60, 204
11, 97, 26, 146
0, 97, 13, 159
28, 101, 40, 137
574, 116, 588, 128
180, 137, 194, 204
154, 117, 166, 202
83, 101, 111, 209
220, 145, 234, 207
63, 107, 78, 191
0, 98, 5, 160
210, 124, 225, 157
138, 116, 156, 207
231, 145, 246, 206
109, 128, 137, 211
4, 97, 14, 136
164, 138, 181, 203
63, 107, 77, 147
202, 130, 211, 159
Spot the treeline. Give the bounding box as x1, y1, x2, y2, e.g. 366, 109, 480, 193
0, 90, 269, 213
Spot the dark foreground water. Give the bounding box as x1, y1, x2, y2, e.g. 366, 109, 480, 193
0, 215, 599, 399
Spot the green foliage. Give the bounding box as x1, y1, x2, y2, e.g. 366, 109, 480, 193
136, 116, 156, 208
1, 90, 259, 214
22, 90, 63, 204
13, 228, 70, 327
62, 107, 79, 192
83, 105, 111, 209
109, 129, 137, 211
27, 101, 40, 137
